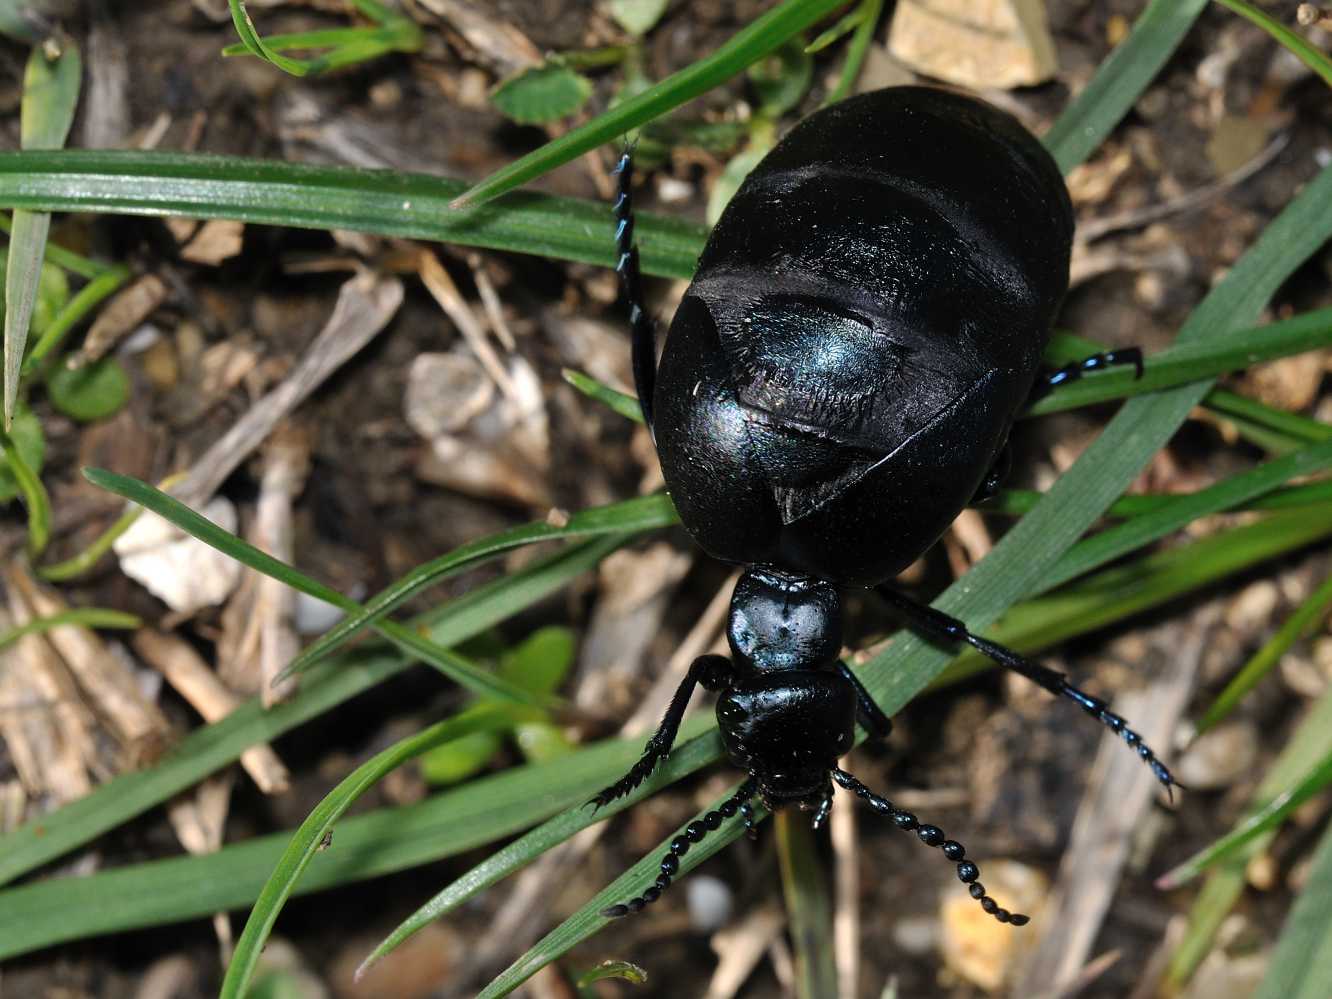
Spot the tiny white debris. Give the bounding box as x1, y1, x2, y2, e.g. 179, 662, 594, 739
686, 875, 733, 932
113, 497, 243, 613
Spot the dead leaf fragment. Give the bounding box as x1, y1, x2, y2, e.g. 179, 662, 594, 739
888, 0, 1057, 89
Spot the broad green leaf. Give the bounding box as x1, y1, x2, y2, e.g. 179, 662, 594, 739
607, 0, 668, 37
491, 64, 594, 124
45, 355, 129, 421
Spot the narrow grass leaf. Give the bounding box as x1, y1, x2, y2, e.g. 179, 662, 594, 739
1205, 388, 1332, 447
1, 422, 49, 556
282, 492, 677, 678
5, 39, 79, 429
0, 150, 710, 281
822, 0, 883, 106
562, 368, 643, 423
0, 606, 138, 650
0, 533, 628, 887
1197, 570, 1332, 732
1044, 0, 1208, 172
450, 0, 851, 208
221, 703, 520, 999
1167, 688, 1332, 987
985, 480, 1332, 520
1212, 0, 1332, 88
777, 811, 838, 999
1251, 816, 1332, 999
83, 467, 550, 706
1158, 747, 1332, 889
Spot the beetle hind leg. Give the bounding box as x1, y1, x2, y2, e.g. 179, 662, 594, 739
1030, 347, 1144, 401
876, 587, 1181, 799
612, 147, 659, 433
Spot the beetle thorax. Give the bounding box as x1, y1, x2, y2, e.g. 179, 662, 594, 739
726, 568, 842, 674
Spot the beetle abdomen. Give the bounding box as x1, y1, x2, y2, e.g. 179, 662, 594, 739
654, 87, 1073, 584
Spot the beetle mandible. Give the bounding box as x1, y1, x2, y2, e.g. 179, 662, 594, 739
592, 86, 1173, 925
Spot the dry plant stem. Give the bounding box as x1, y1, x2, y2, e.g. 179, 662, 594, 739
416, 249, 520, 400
165, 772, 236, 963
1032, 949, 1122, 999
0, 606, 93, 802
704, 904, 786, 999
412, 0, 542, 73
174, 270, 403, 509
832, 786, 859, 999
5, 564, 168, 757
1075, 132, 1289, 244
72, 273, 168, 368
1012, 615, 1211, 995
130, 630, 290, 794
467, 252, 517, 350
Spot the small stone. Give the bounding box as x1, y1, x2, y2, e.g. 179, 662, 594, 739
939, 859, 1047, 991
1176, 721, 1259, 790
686, 875, 732, 932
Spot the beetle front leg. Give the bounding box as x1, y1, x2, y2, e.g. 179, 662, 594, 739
611, 147, 659, 434
875, 586, 1180, 798
590, 653, 735, 809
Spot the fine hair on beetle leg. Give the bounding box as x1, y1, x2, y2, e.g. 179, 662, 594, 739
831, 767, 1029, 926
601, 779, 759, 919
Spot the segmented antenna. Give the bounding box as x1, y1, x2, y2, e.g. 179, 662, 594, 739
832, 767, 1029, 926
601, 779, 759, 918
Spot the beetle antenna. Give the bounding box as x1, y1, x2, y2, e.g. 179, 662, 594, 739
601, 778, 759, 918
831, 767, 1029, 926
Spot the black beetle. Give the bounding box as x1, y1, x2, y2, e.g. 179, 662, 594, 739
592, 87, 1172, 925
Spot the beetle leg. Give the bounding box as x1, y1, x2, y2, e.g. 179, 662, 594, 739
589, 653, 735, 809
832, 767, 1028, 925
1030, 347, 1144, 401
836, 660, 893, 743
612, 146, 659, 434
811, 785, 834, 830
971, 441, 1012, 504
602, 778, 758, 918
875, 587, 1181, 799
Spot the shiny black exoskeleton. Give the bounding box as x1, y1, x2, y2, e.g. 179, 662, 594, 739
593, 87, 1171, 926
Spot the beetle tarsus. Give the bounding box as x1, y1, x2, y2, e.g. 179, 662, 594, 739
611, 144, 658, 434
1032, 347, 1145, 400
832, 767, 1027, 925
601, 780, 758, 918
876, 586, 1181, 797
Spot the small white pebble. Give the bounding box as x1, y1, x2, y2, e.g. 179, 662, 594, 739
686, 875, 733, 932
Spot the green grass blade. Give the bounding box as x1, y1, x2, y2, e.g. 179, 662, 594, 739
1205, 388, 1332, 448
82, 467, 550, 706
281, 492, 677, 679
5, 39, 79, 429
1212, 0, 1332, 88
822, 0, 884, 106
227, 0, 313, 76
1196, 570, 1332, 732
0, 607, 139, 651
0, 724, 644, 961
1026, 308, 1332, 417
0, 150, 710, 281
777, 810, 838, 999
0, 533, 628, 888
1251, 818, 1332, 999
1167, 687, 1332, 987
220, 703, 520, 999
477, 785, 767, 999
1044, 0, 1208, 172
985, 480, 1332, 519
1157, 747, 1332, 889
22, 262, 130, 375
1035, 438, 1332, 594
450, 0, 851, 208
562, 368, 643, 423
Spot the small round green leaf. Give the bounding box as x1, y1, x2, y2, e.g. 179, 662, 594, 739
491, 64, 593, 125
607, 0, 668, 37
0, 406, 44, 502
46, 356, 129, 422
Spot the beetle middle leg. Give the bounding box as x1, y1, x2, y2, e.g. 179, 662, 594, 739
836, 660, 893, 743
611, 147, 659, 433
1030, 347, 1144, 401
875, 586, 1180, 797
590, 653, 735, 809
971, 441, 1012, 504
